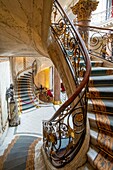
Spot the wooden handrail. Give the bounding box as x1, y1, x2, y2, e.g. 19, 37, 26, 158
74, 24, 113, 32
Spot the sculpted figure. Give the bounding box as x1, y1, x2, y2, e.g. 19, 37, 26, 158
6, 84, 20, 126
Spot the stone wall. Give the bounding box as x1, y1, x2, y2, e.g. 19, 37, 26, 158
0, 61, 11, 144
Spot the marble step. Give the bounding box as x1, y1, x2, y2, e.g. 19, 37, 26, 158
17, 79, 32, 83
16, 84, 32, 87
88, 98, 113, 114
18, 77, 32, 80
87, 112, 97, 129
87, 146, 99, 169
90, 128, 98, 146
16, 82, 31, 85
20, 106, 37, 114
16, 87, 32, 91
90, 67, 113, 76
19, 75, 32, 78
17, 91, 33, 95
18, 98, 38, 106
87, 145, 113, 170
18, 103, 36, 111
80, 60, 103, 67
89, 75, 113, 87
90, 128, 113, 156
77, 162, 95, 170
90, 61, 103, 67
24, 73, 32, 76
88, 86, 113, 99
16, 97, 35, 102
88, 110, 113, 132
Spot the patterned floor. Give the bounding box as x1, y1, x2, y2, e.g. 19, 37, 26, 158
0, 104, 60, 170
0, 136, 41, 170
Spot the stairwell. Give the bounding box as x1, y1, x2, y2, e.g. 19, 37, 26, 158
16, 71, 39, 113
86, 57, 113, 169
0, 59, 113, 170
0, 0, 113, 168
41, 58, 113, 170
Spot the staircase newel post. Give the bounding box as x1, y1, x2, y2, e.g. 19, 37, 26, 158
71, 0, 99, 49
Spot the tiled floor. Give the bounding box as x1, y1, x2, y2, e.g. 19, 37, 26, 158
0, 103, 60, 156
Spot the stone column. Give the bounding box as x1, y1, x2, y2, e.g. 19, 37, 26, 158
53, 66, 61, 105
71, 0, 99, 47
9, 57, 16, 85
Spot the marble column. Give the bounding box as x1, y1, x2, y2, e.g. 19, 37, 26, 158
53, 66, 61, 105
71, 0, 99, 48
9, 57, 16, 86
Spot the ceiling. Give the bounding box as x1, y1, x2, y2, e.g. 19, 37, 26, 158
0, 0, 53, 58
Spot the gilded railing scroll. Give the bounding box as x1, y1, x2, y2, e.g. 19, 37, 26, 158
77, 25, 113, 62
43, 0, 91, 168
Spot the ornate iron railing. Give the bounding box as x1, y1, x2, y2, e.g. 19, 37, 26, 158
76, 24, 113, 62
42, 0, 91, 168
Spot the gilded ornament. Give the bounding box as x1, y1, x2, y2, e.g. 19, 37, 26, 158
75, 114, 83, 122
49, 133, 57, 144
67, 127, 76, 138
71, 0, 99, 21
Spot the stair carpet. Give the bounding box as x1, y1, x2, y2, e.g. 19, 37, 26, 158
0, 135, 41, 170
87, 59, 113, 169
16, 72, 39, 113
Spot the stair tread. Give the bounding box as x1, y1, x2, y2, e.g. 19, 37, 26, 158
89, 86, 113, 92
90, 129, 98, 139
90, 128, 113, 151
90, 98, 113, 104
88, 112, 96, 119
17, 91, 33, 94
89, 98, 113, 109
90, 74, 113, 80
19, 104, 36, 110
91, 61, 103, 63
77, 162, 95, 170
88, 98, 113, 114
88, 145, 113, 169
91, 67, 113, 70
87, 146, 99, 161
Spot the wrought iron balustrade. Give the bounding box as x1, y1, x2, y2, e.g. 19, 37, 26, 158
76, 25, 113, 62
42, 0, 91, 168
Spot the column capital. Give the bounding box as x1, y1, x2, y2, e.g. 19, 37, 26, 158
71, 0, 99, 22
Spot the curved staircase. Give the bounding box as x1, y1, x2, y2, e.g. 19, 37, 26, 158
1, 59, 113, 170
16, 71, 39, 113
1, 0, 113, 169
86, 58, 113, 169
